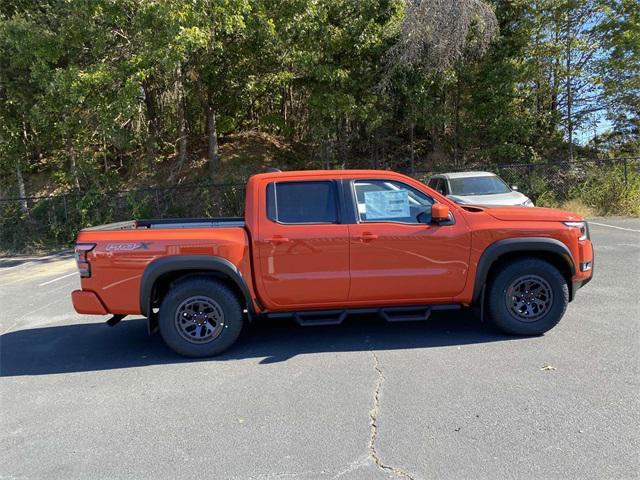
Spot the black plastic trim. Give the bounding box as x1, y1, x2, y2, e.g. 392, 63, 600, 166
136, 217, 244, 228
571, 277, 591, 301
139, 255, 255, 318
338, 179, 359, 224
472, 237, 576, 304
266, 304, 460, 324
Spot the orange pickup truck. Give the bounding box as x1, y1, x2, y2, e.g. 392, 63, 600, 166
72, 169, 594, 357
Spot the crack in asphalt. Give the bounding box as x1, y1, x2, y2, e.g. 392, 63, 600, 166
368, 350, 417, 480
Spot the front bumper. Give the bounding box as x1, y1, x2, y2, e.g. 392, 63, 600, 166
72, 290, 108, 315
570, 241, 594, 301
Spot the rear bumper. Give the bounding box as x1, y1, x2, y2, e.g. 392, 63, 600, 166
72, 290, 108, 315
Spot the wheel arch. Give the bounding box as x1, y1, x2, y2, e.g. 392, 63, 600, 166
472, 238, 576, 305
140, 255, 255, 319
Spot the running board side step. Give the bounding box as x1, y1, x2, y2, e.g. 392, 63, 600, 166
294, 310, 347, 326
380, 306, 431, 322
266, 304, 460, 326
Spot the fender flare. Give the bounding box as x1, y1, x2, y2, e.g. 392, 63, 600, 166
472, 237, 576, 304
139, 255, 255, 317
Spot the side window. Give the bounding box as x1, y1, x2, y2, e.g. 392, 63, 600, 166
431, 178, 446, 195
267, 181, 338, 224
428, 178, 438, 189
353, 180, 434, 224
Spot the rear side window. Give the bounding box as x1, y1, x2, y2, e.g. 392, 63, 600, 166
267, 181, 338, 224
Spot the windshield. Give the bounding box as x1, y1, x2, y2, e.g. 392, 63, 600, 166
448, 176, 511, 195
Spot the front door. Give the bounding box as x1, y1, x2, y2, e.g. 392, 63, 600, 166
348, 179, 471, 303
255, 179, 350, 309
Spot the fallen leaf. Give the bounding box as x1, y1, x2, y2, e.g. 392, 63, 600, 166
541, 365, 556, 371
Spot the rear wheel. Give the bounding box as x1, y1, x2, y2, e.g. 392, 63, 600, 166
158, 278, 243, 357
487, 258, 568, 335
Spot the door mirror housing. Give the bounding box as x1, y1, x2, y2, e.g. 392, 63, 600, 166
511, 185, 518, 191
431, 203, 450, 223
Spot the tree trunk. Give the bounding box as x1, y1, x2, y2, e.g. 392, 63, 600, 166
175, 65, 188, 170
566, 10, 574, 161
281, 86, 287, 126
206, 104, 220, 180
103, 137, 109, 172
15, 160, 28, 214
454, 69, 461, 166
142, 79, 160, 162
288, 80, 294, 132
550, 17, 561, 132
68, 138, 81, 191
409, 119, 415, 173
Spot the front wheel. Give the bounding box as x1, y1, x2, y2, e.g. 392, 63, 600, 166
158, 278, 244, 357
487, 258, 569, 335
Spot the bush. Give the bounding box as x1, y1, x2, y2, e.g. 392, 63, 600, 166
572, 164, 640, 216
534, 163, 640, 216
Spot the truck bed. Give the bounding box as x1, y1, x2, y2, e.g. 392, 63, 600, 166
82, 217, 245, 231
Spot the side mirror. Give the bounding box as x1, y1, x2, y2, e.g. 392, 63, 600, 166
512, 185, 518, 191
431, 203, 450, 223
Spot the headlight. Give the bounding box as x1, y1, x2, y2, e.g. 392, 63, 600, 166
563, 221, 589, 240
522, 199, 534, 207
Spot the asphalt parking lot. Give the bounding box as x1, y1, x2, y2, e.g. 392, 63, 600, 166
1, 217, 639, 480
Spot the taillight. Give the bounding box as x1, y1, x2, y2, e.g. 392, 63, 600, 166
74, 243, 96, 278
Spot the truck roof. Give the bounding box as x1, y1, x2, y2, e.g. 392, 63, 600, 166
432, 171, 497, 179
250, 169, 405, 180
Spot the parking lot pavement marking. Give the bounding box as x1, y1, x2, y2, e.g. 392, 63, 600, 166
38, 272, 78, 287
589, 221, 640, 233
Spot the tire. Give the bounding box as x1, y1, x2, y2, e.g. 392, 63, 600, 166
158, 278, 244, 357
486, 258, 569, 335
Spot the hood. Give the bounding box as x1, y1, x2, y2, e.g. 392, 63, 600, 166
448, 191, 530, 206
478, 205, 583, 222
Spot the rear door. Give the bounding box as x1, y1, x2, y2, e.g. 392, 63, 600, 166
254, 179, 350, 308
348, 178, 471, 303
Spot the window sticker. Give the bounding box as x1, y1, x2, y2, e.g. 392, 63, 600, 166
364, 190, 410, 219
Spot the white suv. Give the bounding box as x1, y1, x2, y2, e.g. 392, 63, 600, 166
427, 171, 534, 207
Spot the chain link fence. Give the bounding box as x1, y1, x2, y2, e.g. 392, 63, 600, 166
0, 183, 246, 251
411, 157, 640, 205
1, 157, 638, 251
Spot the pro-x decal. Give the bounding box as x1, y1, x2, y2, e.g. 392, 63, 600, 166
105, 242, 151, 252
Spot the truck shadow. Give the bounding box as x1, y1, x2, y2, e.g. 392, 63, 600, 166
0, 251, 73, 269
1, 311, 523, 377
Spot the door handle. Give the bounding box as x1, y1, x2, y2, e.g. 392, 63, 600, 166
266, 236, 289, 244
354, 232, 378, 241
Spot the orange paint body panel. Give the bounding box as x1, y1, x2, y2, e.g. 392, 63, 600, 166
77, 227, 252, 315
71, 169, 594, 318
71, 290, 108, 315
